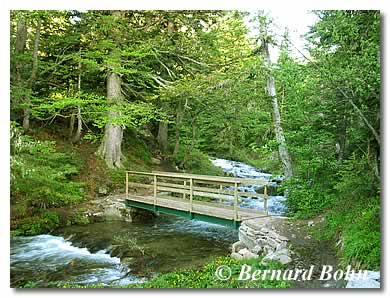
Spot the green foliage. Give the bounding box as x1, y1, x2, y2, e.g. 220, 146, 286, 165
173, 148, 224, 176
53, 256, 289, 288
276, 11, 380, 270
11, 211, 60, 236
11, 123, 85, 236
128, 256, 289, 288
66, 212, 90, 226
11, 123, 84, 209
285, 178, 336, 218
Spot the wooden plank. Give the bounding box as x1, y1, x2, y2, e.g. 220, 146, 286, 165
128, 182, 153, 189
150, 171, 269, 185
193, 185, 265, 199
157, 181, 189, 190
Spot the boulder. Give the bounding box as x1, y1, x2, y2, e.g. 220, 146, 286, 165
278, 254, 292, 265
242, 250, 258, 259
238, 230, 257, 251
250, 245, 263, 255
238, 248, 250, 255
231, 241, 246, 253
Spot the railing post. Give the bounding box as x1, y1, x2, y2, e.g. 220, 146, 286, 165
219, 184, 223, 203
264, 185, 268, 215
183, 180, 187, 200
126, 171, 128, 200
189, 178, 193, 213
153, 174, 157, 205
234, 182, 238, 221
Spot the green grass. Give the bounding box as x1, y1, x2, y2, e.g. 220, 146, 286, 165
51, 256, 290, 289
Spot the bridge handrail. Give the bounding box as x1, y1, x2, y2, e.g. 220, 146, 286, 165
126, 170, 269, 185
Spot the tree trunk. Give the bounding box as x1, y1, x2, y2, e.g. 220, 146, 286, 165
72, 108, 82, 143
24, 18, 42, 131
173, 100, 184, 156
261, 39, 293, 180
13, 16, 27, 121
157, 122, 168, 154
336, 104, 348, 162
14, 16, 27, 85
72, 57, 82, 143
97, 11, 125, 168
98, 72, 125, 168
69, 110, 75, 139
180, 117, 197, 168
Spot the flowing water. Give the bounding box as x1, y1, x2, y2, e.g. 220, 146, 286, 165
10, 218, 237, 287
210, 158, 287, 215
10, 158, 285, 288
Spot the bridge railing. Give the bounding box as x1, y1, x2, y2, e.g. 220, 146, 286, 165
125, 171, 270, 220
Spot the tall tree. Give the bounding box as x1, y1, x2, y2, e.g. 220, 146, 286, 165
258, 15, 293, 179
97, 11, 126, 168
23, 16, 42, 131
13, 14, 27, 90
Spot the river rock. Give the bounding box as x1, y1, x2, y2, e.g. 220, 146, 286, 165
237, 248, 258, 260
98, 186, 108, 196
238, 219, 291, 266
278, 254, 292, 265
261, 250, 292, 266
103, 205, 123, 221
231, 241, 246, 253
346, 271, 380, 288
231, 252, 243, 261
238, 230, 257, 250
251, 245, 263, 255
238, 248, 250, 255
243, 251, 258, 259
151, 157, 161, 165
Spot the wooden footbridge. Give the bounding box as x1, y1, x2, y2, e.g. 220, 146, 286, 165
125, 171, 270, 229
